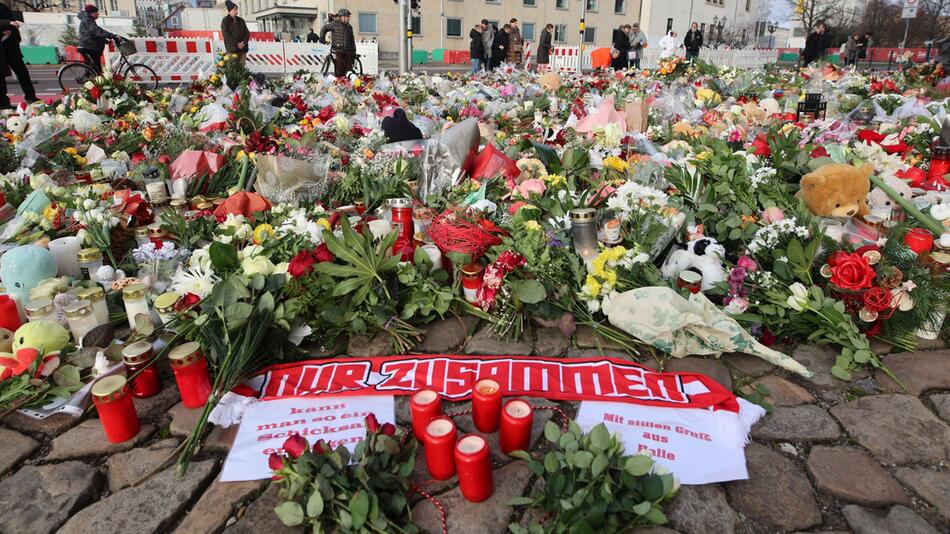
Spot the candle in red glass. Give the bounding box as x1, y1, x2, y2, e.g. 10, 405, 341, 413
472, 378, 502, 433
455, 435, 493, 502
92, 375, 140, 443
122, 341, 162, 398
904, 228, 935, 254
389, 198, 415, 241
423, 417, 457, 480
169, 342, 212, 408
926, 146, 950, 191
460, 263, 484, 304
500, 399, 534, 454
410, 389, 442, 441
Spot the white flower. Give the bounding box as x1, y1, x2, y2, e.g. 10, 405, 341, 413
287, 324, 312, 345
586, 299, 601, 314
607, 181, 669, 219
241, 255, 276, 277
601, 122, 623, 148
171, 264, 220, 298
189, 246, 212, 270
69, 109, 103, 133
91, 351, 111, 378
786, 283, 809, 312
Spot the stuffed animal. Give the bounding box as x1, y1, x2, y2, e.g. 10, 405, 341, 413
661, 237, 727, 291
0, 328, 13, 353
799, 162, 873, 218
11, 320, 70, 355
0, 245, 58, 303
539, 72, 561, 92
868, 175, 913, 217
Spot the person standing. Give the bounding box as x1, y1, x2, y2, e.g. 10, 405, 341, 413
628, 22, 647, 69
0, 3, 36, 104
319, 9, 356, 77
492, 24, 510, 69
0, 16, 21, 109
469, 23, 484, 73
536, 23, 553, 70
684, 22, 703, 61
221, 0, 250, 63
802, 22, 831, 66
858, 31, 873, 65
78, 4, 120, 74
507, 18, 523, 65
844, 33, 861, 66
481, 19, 495, 70
611, 24, 630, 70
306, 28, 319, 43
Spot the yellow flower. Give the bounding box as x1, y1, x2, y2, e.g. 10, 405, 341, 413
524, 220, 541, 232
190, 106, 199, 114
584, 275, 602, 297
603, 156, 630, 172
316, 218, 331, 231
64, 147, 78, 155
217, 61, 225, 67
75, 156, 87, 166
209, 74, 220, 83
353, 78, 363, 88
252, 223, 275, 244
544, 173, 566, 187
602, 269, 618, 288
695, 151, 712, 161
42, 205, 59, 222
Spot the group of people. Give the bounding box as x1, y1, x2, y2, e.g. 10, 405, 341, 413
802, 21, 874, 67
469, 18, 540, 73
609, 23, 648, 70
839, 30, 874, 67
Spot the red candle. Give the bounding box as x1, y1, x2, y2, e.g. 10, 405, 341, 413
92, 375, 140, 443
122, 341, 162, 398
904, 228, 935, 254
169, 342, 212, 408
472, 378, 502, 433
0, 295, 22, 332
423, 417, 457, 480
455, 435, 493, 502
390, 198, 415, 242
410, 389, 442, 441
500, 399, 534, 454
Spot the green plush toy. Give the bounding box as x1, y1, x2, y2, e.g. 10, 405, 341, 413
11, 320, 70, 355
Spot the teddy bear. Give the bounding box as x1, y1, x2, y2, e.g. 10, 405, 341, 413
868, 175, 913, 218
539, 72, 561, 92
799, 162, 873, 219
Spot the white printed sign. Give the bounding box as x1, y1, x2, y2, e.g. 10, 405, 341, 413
576, 400, 760, 485
220, 396, 395, 481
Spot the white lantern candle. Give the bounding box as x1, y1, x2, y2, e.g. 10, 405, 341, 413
48, 236, 82, 278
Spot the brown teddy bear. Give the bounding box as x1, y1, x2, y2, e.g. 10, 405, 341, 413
798, 162, 873, 218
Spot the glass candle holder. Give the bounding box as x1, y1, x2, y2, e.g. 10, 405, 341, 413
169, 341, 212, 408
24, 298, 55, 323
500, 399, 534, 454
460, 263, 484, 304
122, 341, 162, 398
48, 236, 82, 278
77, 248, 103, 282
92, 375, 140, 443
410, 389, 442, 441
64, 299, 97, 344
154, 292, 180, 327
570, 208, 599, 264
77, 286, 109, 326
122, 283, 151, 330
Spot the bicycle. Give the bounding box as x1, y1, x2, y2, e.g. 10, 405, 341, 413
320, 48, 363, 77
58, 38, 159, 92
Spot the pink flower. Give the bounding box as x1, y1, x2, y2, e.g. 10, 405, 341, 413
736, 256, 758, 273
760, 207, 785, 224
724, 296, 749, 314
514, 179, 547, 199
508, 201, 529, 215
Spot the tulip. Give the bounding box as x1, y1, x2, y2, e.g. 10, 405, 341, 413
282, 433, 308, 458
786, 283, 810, 312
268, 452, 284, 471
364, 413, 380, 433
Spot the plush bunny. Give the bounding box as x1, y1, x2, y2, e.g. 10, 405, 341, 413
661, 237, 727, 291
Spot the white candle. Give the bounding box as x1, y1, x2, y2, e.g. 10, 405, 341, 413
368, 219, 393, 240
48, 236, 82, 278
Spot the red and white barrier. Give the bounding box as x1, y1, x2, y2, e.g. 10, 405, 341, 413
549, 45, 778, 72
104, 38, 380, 82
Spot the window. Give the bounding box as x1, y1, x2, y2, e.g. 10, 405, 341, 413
556, 0, 568, 8
170, 16, 179, 27
583, 27, 596, 43
554, 23, 567, 42
523, 22, 535, 40
666, 18, 673, 32
614, 0, 625, 13
524, 0, 536, 5
586, 0, 597, 12
745, 0, 751, 10
700, 23, 706, 33
358, 12, 377, 34
741, 29, 747, 42
486, 0, 500, 4
446, 17, 463, 37
412, 16, 422, 35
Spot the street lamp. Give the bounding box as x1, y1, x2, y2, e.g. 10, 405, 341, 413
767, 21, 776, 49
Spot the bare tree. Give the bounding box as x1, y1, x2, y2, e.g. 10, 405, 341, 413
7, 0, 57, 10
792, 0, 846, 34
916, 0, 950, 43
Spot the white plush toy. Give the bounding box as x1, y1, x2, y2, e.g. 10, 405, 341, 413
867, 175, 912, 218
660, 237, 727, 291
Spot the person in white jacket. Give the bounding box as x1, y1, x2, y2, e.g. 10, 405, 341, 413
658, 31, 677, 58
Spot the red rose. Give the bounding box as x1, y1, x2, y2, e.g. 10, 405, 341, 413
810, 146, 828, 158
380, 423, 396, 437
313, 439, 328, 455
288, 249, 317, 278
174, 292, 201, 312
268, 452, 284, 471
364, 413, 380, 433
751, 133, 771, 158
830, 253, 877, 291
312, 243, 334, 263
826, 250, 850, 267
89, 86, 101, 99
863, 286, 893, 313
282, 433, 308, 458
759, 327, 776, 347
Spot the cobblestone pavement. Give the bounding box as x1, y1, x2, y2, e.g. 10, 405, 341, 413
1, 318, 947, 534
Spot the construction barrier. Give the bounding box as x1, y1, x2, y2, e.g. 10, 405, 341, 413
549, 46, 778, 72
103, 38, 380, 83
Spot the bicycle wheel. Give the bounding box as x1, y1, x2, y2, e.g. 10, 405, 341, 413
58, 62, 97, 92
349, 57, 363, 77
321, 54, 332, 76
125, 63, 159, 90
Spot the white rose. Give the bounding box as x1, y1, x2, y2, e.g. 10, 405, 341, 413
786, 282, 810, 312
241, 255, 276, 277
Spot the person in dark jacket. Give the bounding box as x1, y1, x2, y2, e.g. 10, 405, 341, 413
611, 24, 630, 70
0, 16, 21, 109
221, 0, 250, 63
319, 8, 356, 77
382, 108, 423, 143
469, 23, 485, 73
684, 22, 703, 61
306, 29, 319, 43
481, 19, 495, 70
78, 4, 120, 74
536, 23, 553, 69
802, 22, 832, 65
491, 24, 510, 69
0, 3, 36, 103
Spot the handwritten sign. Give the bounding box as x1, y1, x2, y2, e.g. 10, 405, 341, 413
576, 400, 759, 484
220, 396, 395, 481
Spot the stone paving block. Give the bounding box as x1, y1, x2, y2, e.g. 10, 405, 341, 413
411, 461, 532, 534
722, 352, 776, 376
133, 383, 182, 422
829, 394, 950, 465
841, 504, 939, 534
224, 482, 303, 534
464, 324, 533, 355
667, 484, 738, 534
174, 477, 268, 534
876, 350, 950, 395
105, 438, 180, 491
533, 326, 571, 356
45, 420, 156, 461
205, 424, 239, 454
59, 459, 217, 534
169, 401, 205, 438
573, 325, 625, 351
665, 357, 733, 391
930, 393, 950, 423
3, 410, 81, 436
415, 315, 478, 353
751, 405, 842, 441
895, 467, 950, 522
0, 461, 98, 534
747, 375, 815, 406
725, 443, 822, 531
806, 446, 909, 506
347, 330, 392, 356
792, 344, 867, 389
0, 427, 39, 475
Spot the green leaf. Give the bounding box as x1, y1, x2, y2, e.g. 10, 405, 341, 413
544, 451, 559, 473
512, 279, 546, 304
853, 349, 872, 363
591, 453, 609, 478
573, 450, 594, 470
507, 496, 535, 507
831, 365, 852, 381
349, 490, 369, 530
545, 420, 561, 443
625, 455, 653, 476
52, 364, 81, 387
632, 501, 652, 515
273, 502, 304, 526
508, 450, 533, 462
306, 490, 324, 517
643, 505, 668, 524
209, 241, 239, 271
589, 424, 610, 452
